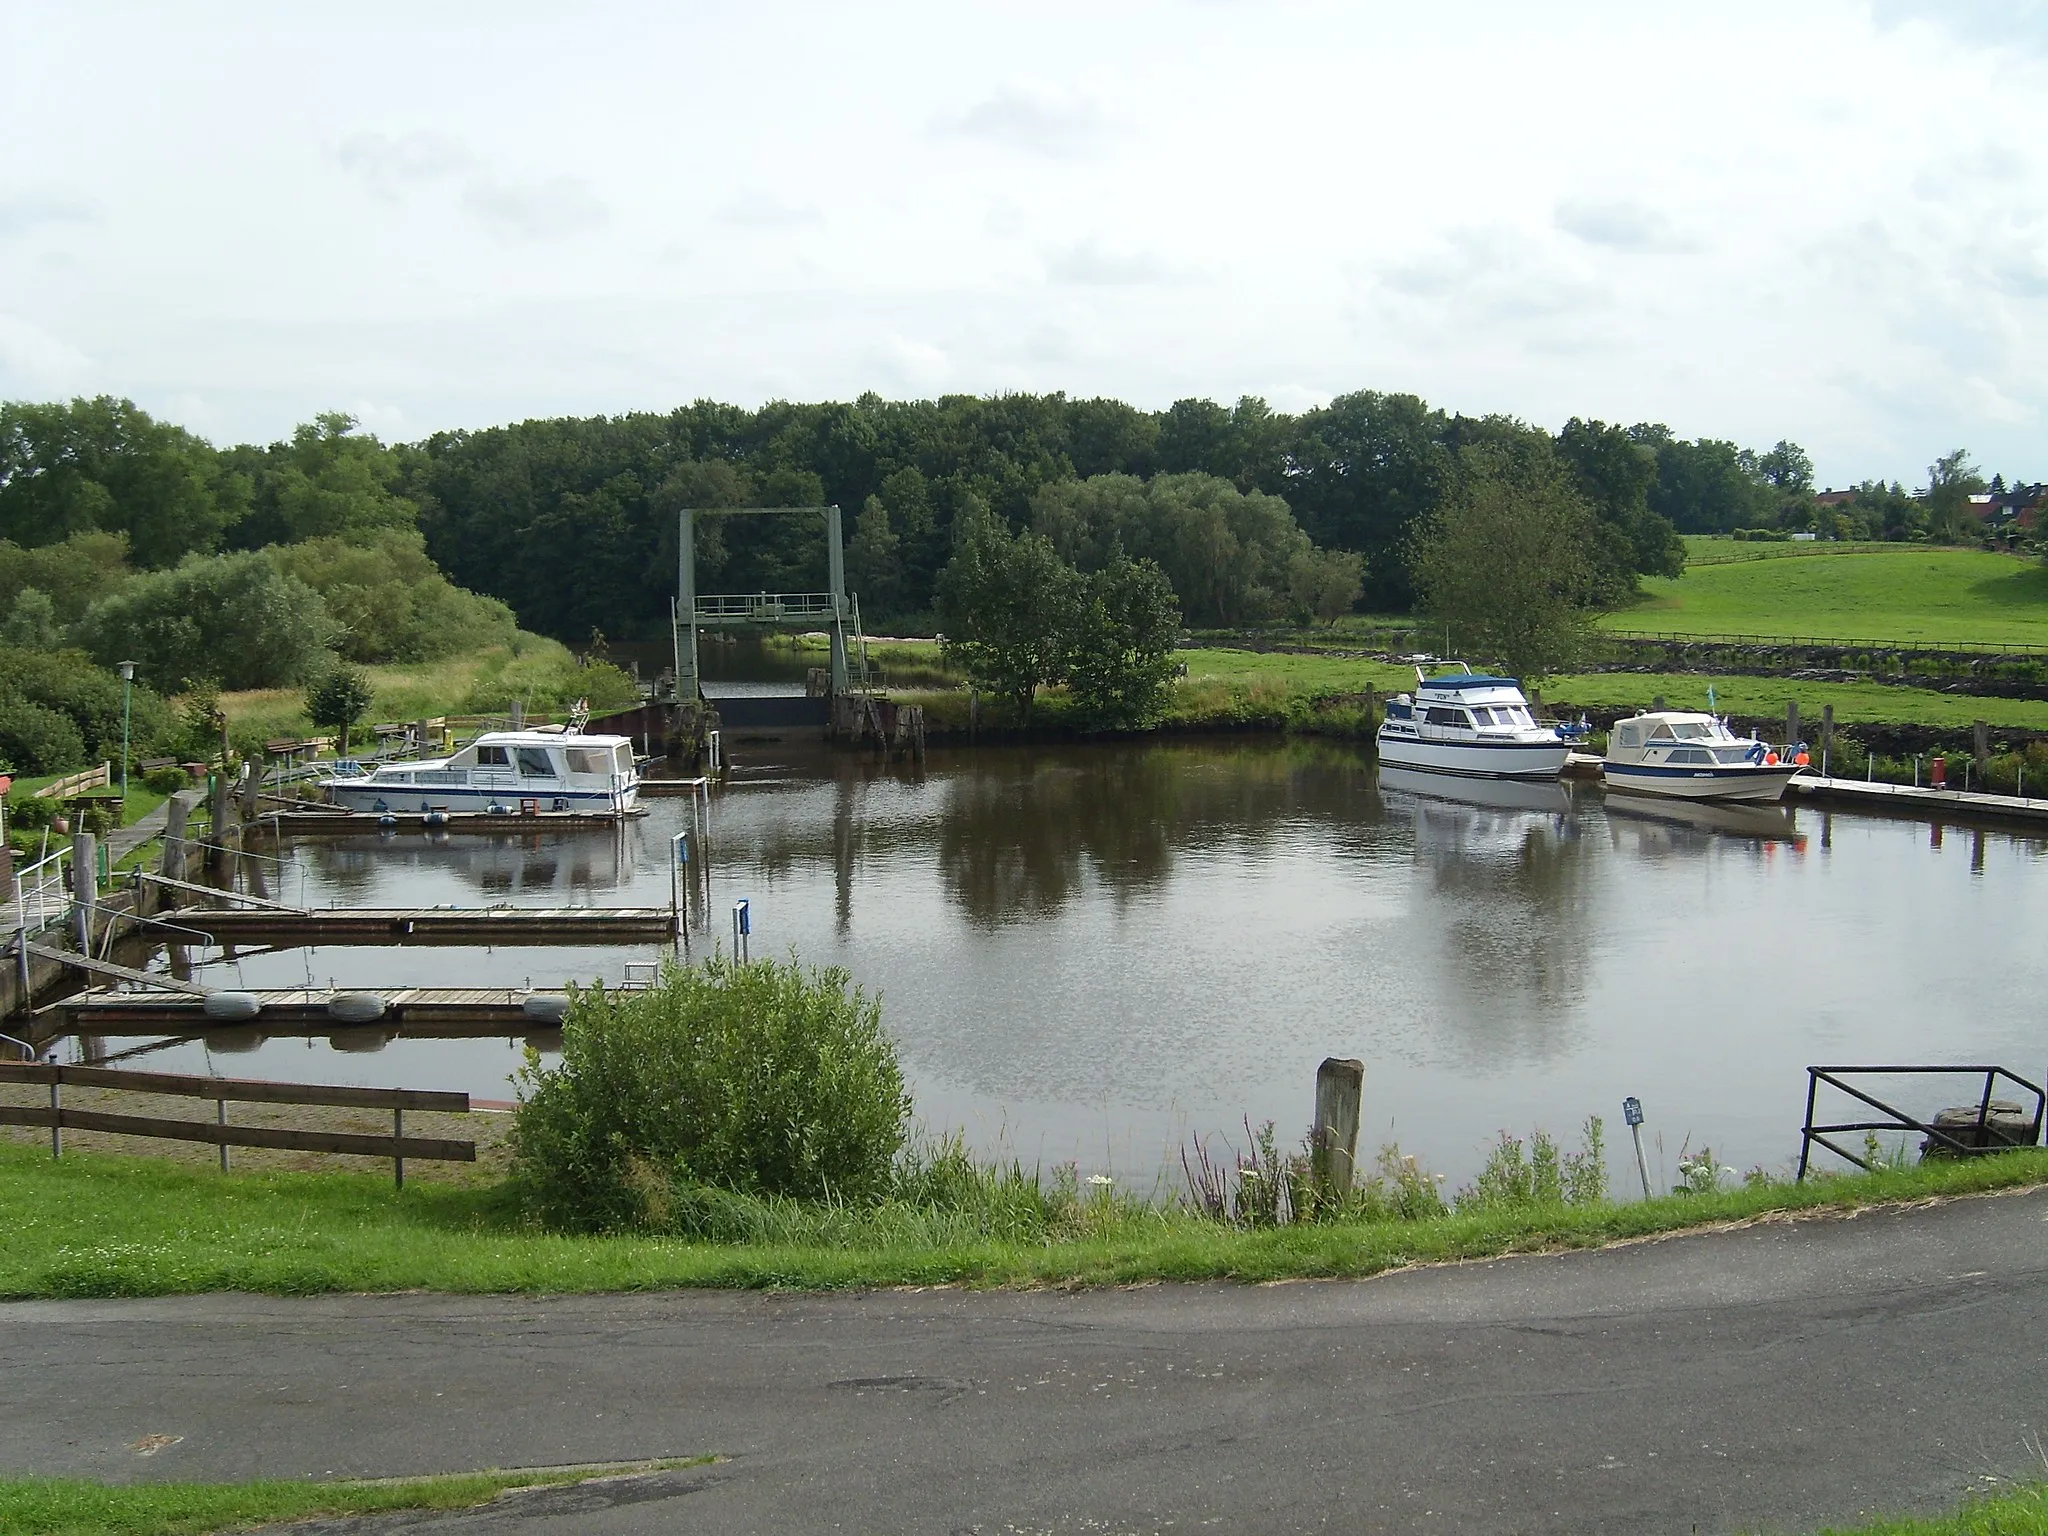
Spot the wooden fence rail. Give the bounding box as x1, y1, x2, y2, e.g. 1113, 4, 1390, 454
0, 1061, 472, 1187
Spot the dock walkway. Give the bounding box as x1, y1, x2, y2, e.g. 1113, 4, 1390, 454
1787, 774, 2048, 829
59, 985, 575, 1036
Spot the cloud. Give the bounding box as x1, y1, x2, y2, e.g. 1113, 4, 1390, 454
715, 191, 823, 230
0, 194, 96, 239
336, 131, 475, 200
1870, 0, 2048, 51
1554, 197, 1701, 254
0, 312, 94, 391
462, 175, 608, 238
931, 88, 1112, 160
1044, 240, 1184, 287
337, 131, 607, 238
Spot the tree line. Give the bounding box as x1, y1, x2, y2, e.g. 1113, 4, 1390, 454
5, 389, 1936, 650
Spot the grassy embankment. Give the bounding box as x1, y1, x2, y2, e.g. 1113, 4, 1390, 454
213, 637, 639, 747
2, 1138, 2043, 1300
1609, 542, 2048, 648
0, 1461, 710, 1536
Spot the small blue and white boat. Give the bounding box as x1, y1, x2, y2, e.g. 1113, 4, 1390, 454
315, 729, 641, 816
1602, 711, 1804, 802
1376, 666, 1575, 781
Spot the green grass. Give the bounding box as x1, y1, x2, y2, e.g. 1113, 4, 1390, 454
1611, 546, 2048, 647
0, 1461, 710, 1536
1806, 1484, 2048, 1535
1544, 673, 2048, 731
2, 1140, 2044, 1299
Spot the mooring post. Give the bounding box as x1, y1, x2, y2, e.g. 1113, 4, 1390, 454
1311, 1057, 1364, 1197
1821, 704, 1834, 778
70, 831, 97, 953
1786, 701, 1800, 756
1974, 719, 1990, 789
1623, 1095, 1650, 1199
217, 1096, 229, 1173
50, 1069, 60, 1159
394, 1106, 405, 1190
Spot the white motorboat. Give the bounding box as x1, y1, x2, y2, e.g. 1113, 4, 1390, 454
316, 729, 641, 816
1376, 666, 1576, 781
1601, 711, 1805, 802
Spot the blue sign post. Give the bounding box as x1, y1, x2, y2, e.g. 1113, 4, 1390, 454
1623, 1096, 1650, 1200
733, 898, 751, 963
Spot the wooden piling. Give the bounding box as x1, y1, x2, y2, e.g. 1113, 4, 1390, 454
1787, 700, 1800, 751
1311, 1057, 1365, 1197
1821, 704, 1834, 776
1975, 719, 1991, 771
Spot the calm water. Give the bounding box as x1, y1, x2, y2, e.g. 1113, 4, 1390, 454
100, 739, 2048, 1189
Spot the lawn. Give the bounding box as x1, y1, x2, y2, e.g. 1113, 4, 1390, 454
1609, 546, 2048, 648
2, 1139, 2044, 1300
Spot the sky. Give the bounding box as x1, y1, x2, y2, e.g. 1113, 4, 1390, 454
3, 0, 2045, 488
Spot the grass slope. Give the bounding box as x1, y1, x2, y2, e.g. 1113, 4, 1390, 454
1611, 546, 2048, 647
1813, 1485, 2048, 1535
0, 1462, 707, 1536
3, 1141, 2044, 1299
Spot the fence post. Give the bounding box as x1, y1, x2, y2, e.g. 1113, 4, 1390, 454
218, 1096, 230, 1173
1311, 1057, 1365, 1198
394, 1106, 404, 1190
50, 1068, 61, 1159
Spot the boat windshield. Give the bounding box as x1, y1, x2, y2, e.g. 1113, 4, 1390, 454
1668, 722, 1712, 739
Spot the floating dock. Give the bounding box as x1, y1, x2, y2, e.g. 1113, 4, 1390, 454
159, 906, 677, 945
56, 986, 574, 1036
1787, 775, 2048, 830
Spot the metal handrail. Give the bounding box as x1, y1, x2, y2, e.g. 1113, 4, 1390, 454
1797, 1065, 2046, 1179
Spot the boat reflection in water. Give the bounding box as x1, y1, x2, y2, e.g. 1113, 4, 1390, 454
1601, 790, 1807, 853
1378, 764, 1572, 823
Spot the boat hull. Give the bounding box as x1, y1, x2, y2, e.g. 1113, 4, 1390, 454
321, 780, 639, 815
1376, 732, 1571, 781
1600, 763, 1801, 802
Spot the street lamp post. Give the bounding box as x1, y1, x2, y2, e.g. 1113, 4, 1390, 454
116, 661, 136, 811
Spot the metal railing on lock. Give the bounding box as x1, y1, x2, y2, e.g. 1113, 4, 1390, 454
1797, 1065, 2046, 1180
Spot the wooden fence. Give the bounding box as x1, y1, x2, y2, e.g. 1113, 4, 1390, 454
0, 1062, 472, 1187
1604, 630, 2048, 658
33, 763, 111, 799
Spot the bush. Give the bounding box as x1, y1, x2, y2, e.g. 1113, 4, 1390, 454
142, 765, 189, 794
0, 696, 88, 774
512, 955, 910, 1232
4, 788, 56, 830
75, 549, 337, 691
1456, 1119, 1607, 1210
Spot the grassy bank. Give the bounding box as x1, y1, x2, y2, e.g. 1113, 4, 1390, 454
215, 637, 638, 745
1609, 544, 2048, 647
0, 1462, 709, 1536
2, 1140, 2042, 1300
1815, 1485, 2048, 1535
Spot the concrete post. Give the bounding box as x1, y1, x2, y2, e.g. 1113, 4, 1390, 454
826, 503, 849, 697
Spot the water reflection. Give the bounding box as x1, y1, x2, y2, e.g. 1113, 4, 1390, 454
1376, 765, 1594, 1035
288, 825, 635, 903
1601, 792, 1804, 855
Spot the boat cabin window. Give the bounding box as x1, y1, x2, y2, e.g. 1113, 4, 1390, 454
1616, 723, 1641, 748
475, 745, 510, 767
1423, 707, 1470, 728
1669, 747, 1710, 765
564, 747, 611, 775
1670, 723, 1711, 740
515, 747, 557, 777
614, 743, 633, 774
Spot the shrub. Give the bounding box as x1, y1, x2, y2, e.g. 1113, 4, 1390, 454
1456, 1119, 1607, 1210
0, 696, 88, 774
512, 955, 910, 1232
4, 788, 56, 830
142, 765, 189, 794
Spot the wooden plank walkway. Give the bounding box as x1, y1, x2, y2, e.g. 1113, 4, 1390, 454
1787, 775, 2048, 830
159, 906, 676, 945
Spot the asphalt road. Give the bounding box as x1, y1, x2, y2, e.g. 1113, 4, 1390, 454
5, 1191, 2047, 1535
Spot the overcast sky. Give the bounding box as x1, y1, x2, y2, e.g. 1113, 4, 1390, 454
4, 0, 2044, 486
